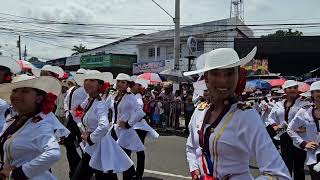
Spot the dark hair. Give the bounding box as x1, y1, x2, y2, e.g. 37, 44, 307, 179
33, 88, 47, 113
0, 66, 12, 75
97, 79, 104, 85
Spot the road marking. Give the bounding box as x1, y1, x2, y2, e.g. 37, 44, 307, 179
144, 169, 191, 179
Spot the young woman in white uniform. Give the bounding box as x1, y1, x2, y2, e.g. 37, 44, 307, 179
184, 47, 291, 180
0, 75, 68, 180
268, 80, 308, 180
72, 70, 132, 180
287, 81, 320, 180
131, 78, 159, 179
107, 73, 146, 180
63, 69, 88, 177
0, 57, 21, 132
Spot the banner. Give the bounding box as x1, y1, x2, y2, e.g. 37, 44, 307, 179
66, 55, 81, 66
133, 60, 165, 74
244, 59, 269, 75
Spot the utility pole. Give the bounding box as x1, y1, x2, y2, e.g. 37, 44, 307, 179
174, 0, 180, 70
23, 44, 27, 61
151, 0, 180, 70
17, 36, 21, 60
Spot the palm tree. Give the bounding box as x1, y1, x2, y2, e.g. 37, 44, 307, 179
72, 44, 88, 55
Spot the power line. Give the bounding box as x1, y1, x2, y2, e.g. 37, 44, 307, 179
2, 12, 320, 27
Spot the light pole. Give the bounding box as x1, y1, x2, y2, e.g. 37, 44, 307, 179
151, 0, 180, 70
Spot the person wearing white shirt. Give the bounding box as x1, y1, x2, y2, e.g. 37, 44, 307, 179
0, 57, 22, 132
108, 73, 146, 180
184, 47, 291, 180
0, 75, 68, 180
268, 80, 308, 180
287, 81, 320, 180
72, 70, 132, 180
131, 79, 159, 179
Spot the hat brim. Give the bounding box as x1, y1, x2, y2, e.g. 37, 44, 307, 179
183, 47, 257, 76
0, 57, 21, 74
74, 73, 113, 86
0, 76, 62, 102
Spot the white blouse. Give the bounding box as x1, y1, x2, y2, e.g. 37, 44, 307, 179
186, 103, 291, 180
1, 112, 63, 180
64, 86, 88, 122
107, 93, 145, 151
287, 106, 320, 165
268, 98, 308, 126
80, 97, 134, 173
79, 98, 110, 156
133, 93, 159, 139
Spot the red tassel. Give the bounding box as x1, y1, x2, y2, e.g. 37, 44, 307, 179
75, 105, 84, 118
235, 68, 247, 96
99, 82, 110, 94
4, 75, 12, 83
41, 93, 57, 114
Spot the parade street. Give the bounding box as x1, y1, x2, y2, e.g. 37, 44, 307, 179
52, 135, 312, 180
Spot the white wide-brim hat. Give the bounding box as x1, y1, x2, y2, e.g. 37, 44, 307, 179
116, 73, 131, 81
0, 74, 62, 102
282, 80, 299, 89
300, 91, 311, 97
74, 70, 113, 86
0, 56, 21, 74
310, 81, 320, 91
33, 65, 65, 78
184, 47, 257, 76
135, 79, 149, 89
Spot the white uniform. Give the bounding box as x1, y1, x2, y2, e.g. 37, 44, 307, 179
107, 93, 145, 152
0, 99, 9, 132
186, 102, 291, 180
133, 93, 159, 139
268, 98, 308, 126
64, 86, 88, 123
1, 112, 66, 180
287, 105, 320, 165
259, 100, 275, 127
79, 97, 133, 172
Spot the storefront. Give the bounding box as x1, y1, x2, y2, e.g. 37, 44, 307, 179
80, 54, 137, 76
234, 36, 320, 76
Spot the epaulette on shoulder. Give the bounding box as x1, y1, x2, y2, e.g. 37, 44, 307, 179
237, 101, 252, 111
197, 102, 209, 111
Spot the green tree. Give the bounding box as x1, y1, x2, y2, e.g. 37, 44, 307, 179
72, 44, 88, 55
261, 29, 303, 38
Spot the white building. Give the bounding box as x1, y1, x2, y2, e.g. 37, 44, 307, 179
132, 17, 253, 74
64, 17, 253, 74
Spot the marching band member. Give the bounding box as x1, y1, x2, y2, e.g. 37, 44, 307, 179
63, 68, 88, 177
107, 73, 146, 180
0, 57, 21, 131
72, 70, 132, 180
0, 75, 68, 179
287, 81, 320, 179
131, 78, 159, 179
184, 47, 291, 180
268, 80, 308, 179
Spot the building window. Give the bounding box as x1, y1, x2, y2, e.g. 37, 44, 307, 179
157, 47, 161, 57
197, 41, 204, 52
148, 48, 155, 57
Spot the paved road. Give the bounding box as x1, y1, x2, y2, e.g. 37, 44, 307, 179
52, 135, 311, 180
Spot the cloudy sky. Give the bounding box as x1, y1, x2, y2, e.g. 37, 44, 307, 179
0, 0, 319, 61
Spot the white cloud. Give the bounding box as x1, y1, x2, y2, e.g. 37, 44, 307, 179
0, 0, 319, 60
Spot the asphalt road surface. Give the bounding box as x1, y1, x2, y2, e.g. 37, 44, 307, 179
52, 135, 311, 180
